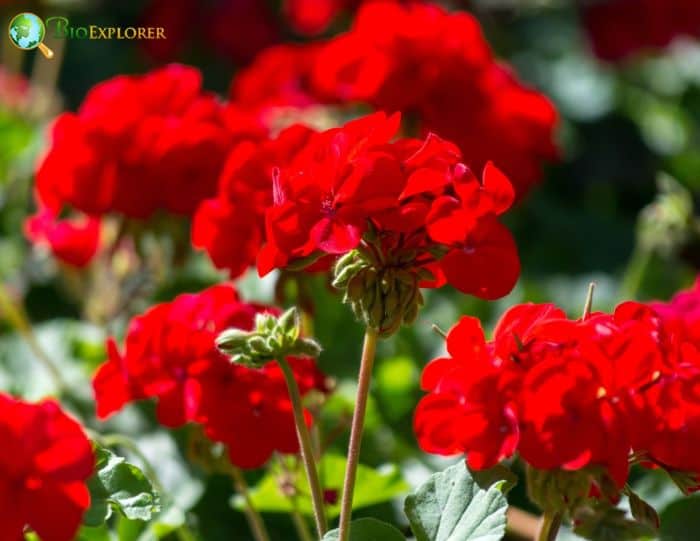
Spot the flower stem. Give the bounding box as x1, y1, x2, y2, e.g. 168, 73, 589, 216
291, 509, 314, 541
230, 466, 271, 541
581, 282, 596, 320
337, 327, 379, 541
0, 283, 67, 394
620, 246, 652, 300
276, 356, 328, 538
536, 511, 562, 541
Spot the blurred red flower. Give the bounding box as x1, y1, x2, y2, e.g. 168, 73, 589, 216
140, 0, 281, 64
307, 1, 559, 196
0, 394, 93, 541
92, 284, 329, 469
36, 64, 262, 220
25, 207, 101, 267
583, 0, 700, 61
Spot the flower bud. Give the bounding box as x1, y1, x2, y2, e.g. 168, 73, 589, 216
332, 247, 427, 337
216, 306, 323, 368
638, 173, 700, 259
215, 328, 253, 354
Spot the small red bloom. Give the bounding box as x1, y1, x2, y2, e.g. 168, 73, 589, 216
0, 394, 93, 541
25, 207, 101, 267
93, 284, 329, 469
284, 0, 344, 36
415, 317, 519, 469
621, 280, 700, 475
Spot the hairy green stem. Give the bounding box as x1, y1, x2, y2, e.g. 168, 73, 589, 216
230, 466, 271, 541
276, 356, 328, 537
537, 511, 562, 541
337, 328, 379, 541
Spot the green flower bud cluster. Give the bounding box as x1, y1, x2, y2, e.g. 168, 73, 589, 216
216, 307, 322, 368
638, 174, 700, 257
332, 249, 431, 337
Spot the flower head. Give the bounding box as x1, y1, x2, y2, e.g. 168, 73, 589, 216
0, 394, 94, 541
415, 298, 671, 504
93, 284, 329, 468
259, 112, 520, 335
37, 64, 263, 220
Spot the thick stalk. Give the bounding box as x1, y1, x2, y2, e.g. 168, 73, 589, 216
276, 357, 328, 537
337, 328, 379, 541
230, 466, 271, 541
536, 511, 562, 541
506, 507, 539, 540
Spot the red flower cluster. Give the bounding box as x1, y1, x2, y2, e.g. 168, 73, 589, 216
258, 112, 520, 300
93, 284, 329, 468
0, 393, 93, 541
627, 279, 700, 477
312, 1, 558, 196
29, 64, 264, 267
414, 297, 693, 489
232, 1, 558, 196
583, 0, 700, 61
36, 64, 261, 220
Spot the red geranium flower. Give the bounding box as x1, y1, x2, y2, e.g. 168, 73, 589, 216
0, 394, 93, 541
192, 124, 316, 278
230, 2, 558, 197
25, 207, 101, 267
415, 300, 676, 489
36, 65, 263, 220
258, 112, 520, 301
621, 280, 700, 476
93, 284, 329, 468
310, 1, 558, 196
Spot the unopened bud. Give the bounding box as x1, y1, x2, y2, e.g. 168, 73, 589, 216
217, 306, 322, 368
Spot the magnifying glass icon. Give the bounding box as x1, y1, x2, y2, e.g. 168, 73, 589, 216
8, 12, 54, 59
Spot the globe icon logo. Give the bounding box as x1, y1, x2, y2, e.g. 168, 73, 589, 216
8, 12, 54, 58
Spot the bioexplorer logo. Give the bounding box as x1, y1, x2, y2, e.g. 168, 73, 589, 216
8, 12, 166, 59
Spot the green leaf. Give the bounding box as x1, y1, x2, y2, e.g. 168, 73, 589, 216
232, 454, 408, 519
626, 488, 660, 530
470, 464, 518, 495
404, 461, 510, 541
573, 506, 655, 541
0, 320, 105, 400
322, 518, 405, 541
83, 444, 161, 526
659, 494, 700, 541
